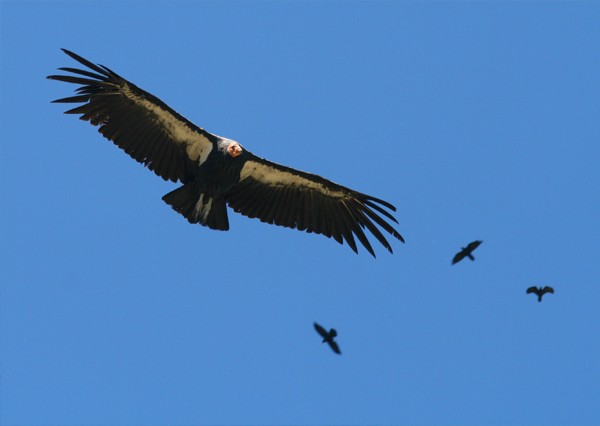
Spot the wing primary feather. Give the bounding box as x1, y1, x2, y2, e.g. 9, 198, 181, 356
349, 204, 393, 253
359, 203, 404, 243
352, 223, 375, 257
78, 110, 98, 122
362, 199, 399, 224
335, 202, 361, 254
327, 199, 358, 252
340, 200, 375, 256
98, 64, 122, 77
63, 104, 94, 115
51, 95, 92, 104
363, 194, 397, 212
47, 75, 113, 87
344, 231, 359, 254
332, 210, 354, 247
57, 67, 109, 80
59, 48, 112, 76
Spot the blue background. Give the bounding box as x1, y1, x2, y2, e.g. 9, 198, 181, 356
2, 2, 600, 425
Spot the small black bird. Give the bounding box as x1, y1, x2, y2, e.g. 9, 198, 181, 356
313, 322, 341, 355
527, 286, 554, 302
452, 240, 483, 265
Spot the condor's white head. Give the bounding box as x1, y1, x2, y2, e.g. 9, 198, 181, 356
219, 138, 243, 158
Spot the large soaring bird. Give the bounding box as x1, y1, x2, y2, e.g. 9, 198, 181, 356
452, 240, 482, 265
527, 286, 554, 302
48, 49, 404, 257
313, 322, 341, 355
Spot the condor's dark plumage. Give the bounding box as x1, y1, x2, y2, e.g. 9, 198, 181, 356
48, 49, 404, 256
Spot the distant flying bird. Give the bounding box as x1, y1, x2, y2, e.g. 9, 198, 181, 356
47, 49, 404, 257
527, 286, 554, 302
452, 240, 483, 265
313, 322, 341, 354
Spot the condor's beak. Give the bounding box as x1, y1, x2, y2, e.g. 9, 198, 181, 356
227, 143, 243, 158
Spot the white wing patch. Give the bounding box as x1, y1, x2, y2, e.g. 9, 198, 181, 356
122, 84, 213, 165
240, 161, 346, 198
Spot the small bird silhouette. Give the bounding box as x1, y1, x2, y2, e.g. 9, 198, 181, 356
527, 286, 554, 302
452, 240, 482, 265
313, 322, 341, 355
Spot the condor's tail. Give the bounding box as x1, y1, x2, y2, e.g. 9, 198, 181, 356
162, 183, 229, 230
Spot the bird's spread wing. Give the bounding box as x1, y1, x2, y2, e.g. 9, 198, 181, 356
314, 322, 328, 338
328, 340, 342, 355
47, 49, 215, 183
227, 155, 404, 257
452, 250, 467, 265
542, 287, 555, 295
526, 286, 538, 294
466, 240, 482, 251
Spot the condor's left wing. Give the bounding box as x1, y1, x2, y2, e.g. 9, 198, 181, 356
226, 154, 404, 257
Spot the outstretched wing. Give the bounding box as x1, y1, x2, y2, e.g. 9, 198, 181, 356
541, 286, 555, 295
314, 322, 328, 339
526, 286, 538, 294
48, 49, 214, 183
466, 240, 482, 251
328, 340, 342, 355
227, 154, 404, 257
452, 249, 467, 265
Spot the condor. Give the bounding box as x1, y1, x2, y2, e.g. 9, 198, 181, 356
48, 49, 404, 256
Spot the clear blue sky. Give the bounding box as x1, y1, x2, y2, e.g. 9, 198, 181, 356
2, 2, 600, 425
